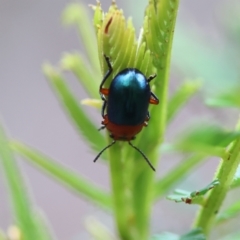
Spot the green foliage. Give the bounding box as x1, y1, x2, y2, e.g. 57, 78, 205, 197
173, 124, 240, 158
10, 141, 112, 210
205, 86, 240, 108
1, 0, 240, 240
180, 228, 206, 240
43, 63, 107, 154
0, 124, 53, 240
216, 200, 240, 224
167, 180, 220, 205
154, 154, 207, 199
167, 80, 202, 123
219, 232, 240, 240
151, 228, 206, 240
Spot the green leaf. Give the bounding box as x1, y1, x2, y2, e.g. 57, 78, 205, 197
154, 154, 207, 199
174, 124, 240, 158
151, 228, 206, 240
85, 216, 117, 240
62, 3, 100, 72
81, 98, 102, 109
167, 80, 202, 123
205, 86, 240, 108
60, 52, 100, 98
0, 124, 52, 240
167, 189, 204, 205
143, 0, 179, 68
167, 180, 219, 205
180, 228, 206, 240
43, 63, 107, 154
219, 232, 240, 240
10, 140, 112, 210
151, 232, 179, 240
91, 2, 153, 80
215, 200, 240, 224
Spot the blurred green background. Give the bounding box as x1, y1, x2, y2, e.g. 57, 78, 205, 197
0, 0, 239, 239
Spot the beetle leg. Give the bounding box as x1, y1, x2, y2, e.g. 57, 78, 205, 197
99, 55, 113, 100
109, 134, 114, 139
147, 74, 157, 82
101, 115, 108, 125
100, 88, 109, 97
99, 112, 108, 131
146, 111, 150, 121
144, 111, 150, 126
101, 100, 107, 118
98, 126, 106, 131
149, 92, 159, 105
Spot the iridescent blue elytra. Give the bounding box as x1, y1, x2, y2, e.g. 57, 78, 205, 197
108, 68, 151, 126
93, 55, 159, 171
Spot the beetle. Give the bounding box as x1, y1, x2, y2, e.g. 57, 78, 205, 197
93, 55, 159, 171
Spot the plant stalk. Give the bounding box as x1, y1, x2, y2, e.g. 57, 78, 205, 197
194, 116, 240, 235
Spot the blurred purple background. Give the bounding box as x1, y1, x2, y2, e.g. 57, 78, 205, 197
0, 0, 239, 239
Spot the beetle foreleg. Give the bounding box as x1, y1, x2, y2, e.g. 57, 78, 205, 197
99, 55, 113, 100
149, 92, 159, 105
101, 100, 107, 118
147, 74, 157, 82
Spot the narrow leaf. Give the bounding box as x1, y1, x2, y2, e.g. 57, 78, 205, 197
167, 80, 202, 123
151, 229, 206, 240
180, 228, 206, 240
43, 63, 107, 154
85, 216, 117, 240
215, 200, 240, 224
151, 232, 179, 240
219, 232, 240, 240
167, 189, 204, 205
155, 154, 206, 199
81, 98, 102, 109
205, 87, 240, 108
62, 3, 100, 71
0, 123, 52, 240
60, 52, 100, 98
10, 141, 112, 210
174, 124, 240, 157
167, 180, 219, 205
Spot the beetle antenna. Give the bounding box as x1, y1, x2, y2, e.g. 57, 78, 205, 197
128, 141, 155, 171
93, 140, 116, 162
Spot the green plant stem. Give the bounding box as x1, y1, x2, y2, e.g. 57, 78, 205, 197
132, 150, 158, 240
194, 116, 240, 235
128, 1, 180, 238
108, 141, 138, 240
136, 0, 180, 237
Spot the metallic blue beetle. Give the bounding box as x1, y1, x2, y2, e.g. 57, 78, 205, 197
94, 55, 159, 171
